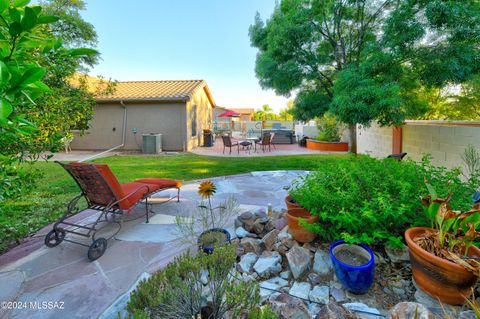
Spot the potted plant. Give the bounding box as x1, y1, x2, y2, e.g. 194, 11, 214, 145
405, 180, 480, 305
329, 240, 375, 294
306, 113, 348, 152
284, 193, 318, 243
175, 180, 239, 254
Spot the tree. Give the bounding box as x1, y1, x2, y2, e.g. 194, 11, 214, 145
279, 100, 294, 121
254, 104, 275, 120
250, 0, 480, 152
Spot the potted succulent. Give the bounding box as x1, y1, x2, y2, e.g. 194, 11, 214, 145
175, 180, 239, 254
405, 181, 480, 305
284, 195, 318, 243
329, 240, 375, 294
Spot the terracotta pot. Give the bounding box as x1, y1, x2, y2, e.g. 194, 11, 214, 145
285, 195, 308, 213
405, 227, 480, 305
285, 199, 318, 243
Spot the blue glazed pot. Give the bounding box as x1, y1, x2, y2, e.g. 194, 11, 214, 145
329, 240, 375, 294
198, 228, 231, 254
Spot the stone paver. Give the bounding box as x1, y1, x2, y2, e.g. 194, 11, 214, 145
0, 170, 306, 319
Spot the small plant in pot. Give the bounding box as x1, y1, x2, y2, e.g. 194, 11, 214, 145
329, 240, 375, 294
405, 180, 480, 305
175, 180, 240, 253
284, 193, 318, 243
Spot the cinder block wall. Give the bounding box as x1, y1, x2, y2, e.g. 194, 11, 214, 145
357, 121, 480, 169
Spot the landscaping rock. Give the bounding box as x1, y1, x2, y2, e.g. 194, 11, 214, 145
307, 272, 322, 286
235, 227, 254, 239
239, 211, 254, 222
265, 220, 275, 232
262, 229, 280, 251
309, 285, 330, 304
373, 252, 386, 264
253, 252, 282, 277
240, 237, 263, 255
289, 281, 311, 300
257, 211, 269, 223
387, 302, 435, 319
238, 252, 258, 273
278, 226, 292, 241
459, 310, 476, 319
313, 250, 333, 275
286, 246, 311, 279
259, 277, 289, 302
308, 303, 322, 318
270, 297, 311, 319
272, 217, 288, 230
315, 302, 357, 319
252, 220, 265, 234
331, 287, 346, 302
385, 244, 410, 263
343, 302, 380, 319
200, 269, 209, 285
234, 217, 243, 228
280, 270, 291, 280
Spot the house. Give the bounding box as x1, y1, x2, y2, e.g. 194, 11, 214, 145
213, 107, 255, 121
70, 79, 216, 152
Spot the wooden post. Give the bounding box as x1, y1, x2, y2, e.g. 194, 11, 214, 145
392, 126, 403, 154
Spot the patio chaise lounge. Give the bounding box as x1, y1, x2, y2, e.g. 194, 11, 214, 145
44, 161, 181, 261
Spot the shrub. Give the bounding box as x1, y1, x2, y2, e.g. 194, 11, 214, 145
126, 244, 259, 319
289, 155, 480, 248
316, 113, 342, 142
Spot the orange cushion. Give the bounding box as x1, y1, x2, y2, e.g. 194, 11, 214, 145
120, 182, 161, 208
134, 178, 181, 189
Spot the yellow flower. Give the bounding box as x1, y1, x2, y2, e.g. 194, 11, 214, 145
198, 180, 216, 199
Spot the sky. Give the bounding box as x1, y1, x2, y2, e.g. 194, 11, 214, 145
81, 0, 291, 112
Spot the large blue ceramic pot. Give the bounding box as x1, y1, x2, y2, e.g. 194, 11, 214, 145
198, 228, 231, 254
329, 240, 375, 294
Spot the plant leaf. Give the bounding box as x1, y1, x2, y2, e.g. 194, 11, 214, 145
0, 0, 9, 13
19, 67, 45, 86
13, 0, 30, 8
21, 6, 37, 30
0, 98, 13, 120
0, 60, 10, 86
36, 15, 58, 24
66, 48, 98, 57
8, 21, 22, 36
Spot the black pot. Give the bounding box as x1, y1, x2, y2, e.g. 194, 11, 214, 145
198, 228, 231, 254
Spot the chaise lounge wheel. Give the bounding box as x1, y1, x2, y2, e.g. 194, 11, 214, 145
87, 238, 107, 261
44, 228, 66, 247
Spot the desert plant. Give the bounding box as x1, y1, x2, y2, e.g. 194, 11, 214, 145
175, 180, 240, 247
126, 244, 259, 319
316, 113, 342, 142
289, 155, 480, 248
462, 144, 480, 179
415, 180, 480, 273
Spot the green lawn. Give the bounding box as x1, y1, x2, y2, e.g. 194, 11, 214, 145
0, 153, 348, 253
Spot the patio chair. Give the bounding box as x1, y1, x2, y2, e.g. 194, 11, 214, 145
221, 135, 239, 154
44, 161, 181, 261
255, 133, 272, 152
270, 132, 277, 150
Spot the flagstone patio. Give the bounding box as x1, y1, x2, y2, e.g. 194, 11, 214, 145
0, 170, 307, 319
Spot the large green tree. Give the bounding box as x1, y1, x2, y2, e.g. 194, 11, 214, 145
250, 0, 480, 152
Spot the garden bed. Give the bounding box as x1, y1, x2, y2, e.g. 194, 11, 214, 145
306, 139, 349, 152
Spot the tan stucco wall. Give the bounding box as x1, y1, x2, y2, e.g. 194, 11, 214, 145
70, 101, 187, 151
185, 87, 213, 150
357, 122, 480, 169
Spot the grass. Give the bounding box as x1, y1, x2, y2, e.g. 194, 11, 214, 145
0, 152, 348, 253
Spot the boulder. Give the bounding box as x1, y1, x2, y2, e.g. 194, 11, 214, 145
289, 281, 311, 300
262, 229, 280, 250
238, 252, 258, 273
240, 237, 263, 255
309, 285, 330, 304
387, 302, 435, 319
313, 250, 333, 275
253, 252, 282, 277
286, 246, 311, 279
315, 302, 357, 319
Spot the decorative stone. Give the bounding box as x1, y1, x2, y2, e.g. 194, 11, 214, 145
308, 303, 322, 318
278, 226, 292, 241
313, 250, 333, 275
331, 287, 346, 302
387, 302, 435, 319
238, 252, 258, 273
252, 220, 265, 234
240, 237, 263, 255
286, 246, 311, 279
234, 217, 243, 228
257, 210, 269, 223
272, 217, 288, 230
289, 281, 311, 300
200, 269, 209, 285
265, 220, 275, 232
262, 229, 280, 250
373, 252, 386, 264
343, 303, 380, 318
308, 272, 322, 286
459, 310, 476, 319
282, 237, 295, 249
315, 302, 357, 319
253, 252, 282, 277
235, 227, 252, 238
309, 286, 330, 304
303, 242, 316, 253
239, 211, 254, 222
385, 244, 410, 263
270, 296, 311, 319
279, 270, 291, 280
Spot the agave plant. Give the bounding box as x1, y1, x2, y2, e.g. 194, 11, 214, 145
416, 179, 480, 273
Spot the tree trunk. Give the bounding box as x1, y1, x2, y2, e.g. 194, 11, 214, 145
349, 124, 357, 154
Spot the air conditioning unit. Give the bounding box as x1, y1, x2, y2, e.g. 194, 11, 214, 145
142, 133, 162, 154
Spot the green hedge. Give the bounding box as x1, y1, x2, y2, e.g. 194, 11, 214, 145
289, 155, 480, 248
